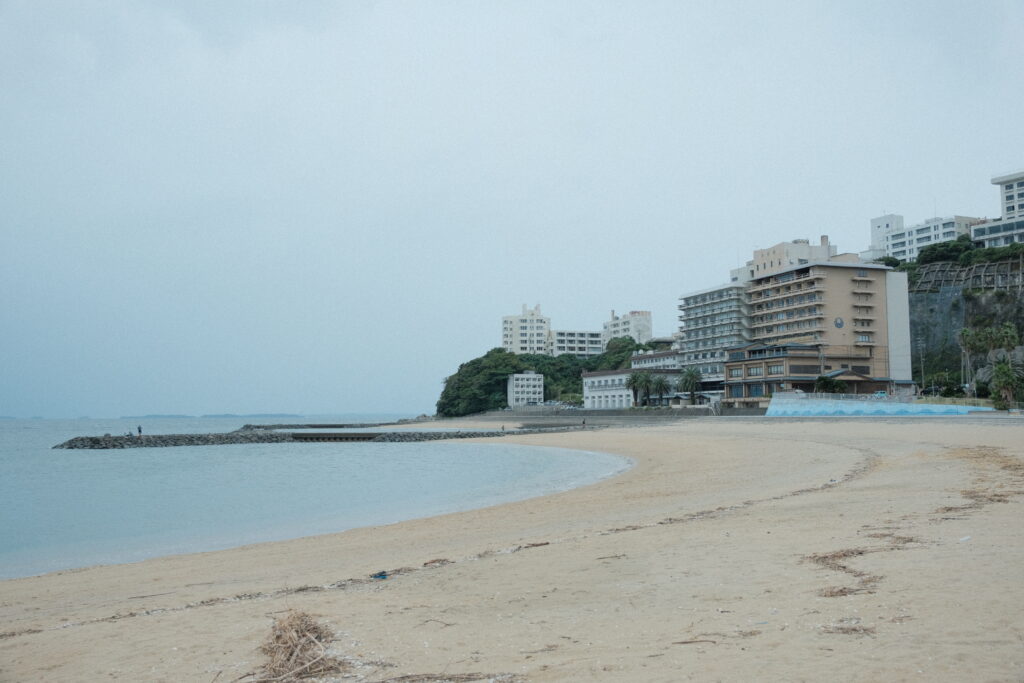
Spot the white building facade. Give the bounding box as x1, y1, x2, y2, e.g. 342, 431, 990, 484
972, 170, 1024, 248
602, 310, 653, 346
862, 214, 979, 262
502, 304, 652, 357
582, 369, 683, 409
507, 371, 544, 408
551, 329, 604, 357
502, 305, 551, 355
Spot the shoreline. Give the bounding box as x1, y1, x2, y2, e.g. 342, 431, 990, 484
2, 418, 1022, 681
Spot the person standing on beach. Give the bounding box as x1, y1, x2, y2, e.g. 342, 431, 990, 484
137, 425, 142, 436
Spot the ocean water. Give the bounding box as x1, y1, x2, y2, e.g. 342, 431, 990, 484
0, 417, 630, 579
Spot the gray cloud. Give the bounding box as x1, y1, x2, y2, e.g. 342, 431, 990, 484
1, 1, 1021, 417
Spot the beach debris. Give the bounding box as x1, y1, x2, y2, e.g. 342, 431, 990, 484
254, 610, 347, 681
672, 639, 717, 645
959, 535, 971, 542
422, 558, 453, 568
371, 570, 389, 580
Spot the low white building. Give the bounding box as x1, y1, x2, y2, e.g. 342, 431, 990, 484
582, 368, 684, 409
602, 310, 652, 346
507, 371, 544, 408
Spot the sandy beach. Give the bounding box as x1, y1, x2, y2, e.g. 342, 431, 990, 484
2, 417, 1023, 682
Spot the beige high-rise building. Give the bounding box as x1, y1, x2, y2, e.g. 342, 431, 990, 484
723, 259, 912, 405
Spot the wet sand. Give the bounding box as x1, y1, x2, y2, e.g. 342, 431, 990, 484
2, 417, 1022, 681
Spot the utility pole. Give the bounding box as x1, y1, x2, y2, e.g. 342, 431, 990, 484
917, 337, 925, 393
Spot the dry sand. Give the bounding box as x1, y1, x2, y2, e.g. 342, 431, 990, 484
2, 417, 1023, 682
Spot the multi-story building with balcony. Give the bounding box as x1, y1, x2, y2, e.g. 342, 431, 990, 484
507, 371, 544, 407
971, 169, 1024, 249
502, 304, 652, 358
629, 349, 684, 370
551, 329, 604, 357
723, 259, 912, 406
602, 310, 653, 346
675, 236, 840, 401
502, 305, 551, 355
675, 282, 750, 396
861, 214, 980, 262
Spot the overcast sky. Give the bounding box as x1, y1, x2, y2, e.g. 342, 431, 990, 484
2, 1, 1022, 418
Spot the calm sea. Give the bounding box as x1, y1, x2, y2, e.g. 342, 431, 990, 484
0, 416, 629, 579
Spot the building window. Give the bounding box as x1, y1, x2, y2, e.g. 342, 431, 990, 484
728, 368, 743, 377
749, 384, 764, 397
767, 364, 784, 375
747, 366, 763, 377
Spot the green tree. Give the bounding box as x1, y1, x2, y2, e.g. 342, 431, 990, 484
976, 347, 1024, 410
814, 376, 847, 394
435, 348, 522, 417
917, 234, 976, 265
875, 256, 901, 268
676, 367, 702, 405
649, 375, 671, 407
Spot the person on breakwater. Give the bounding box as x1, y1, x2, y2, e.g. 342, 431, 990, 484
137, 425, 142, 436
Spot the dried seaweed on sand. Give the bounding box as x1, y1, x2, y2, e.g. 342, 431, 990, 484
253, 610, 347, 681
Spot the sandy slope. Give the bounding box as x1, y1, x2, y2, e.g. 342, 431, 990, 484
1, 418, 1022, 682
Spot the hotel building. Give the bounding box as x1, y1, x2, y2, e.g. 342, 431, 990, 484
502, 305, 551, 355
861, 214, 980, 263
722, 260, 912, 406
550, 329, 604, 357
971, 170, 1024, 248
675, 237, 839, 400
502, 305, 652, 358
602, 310, 653, 346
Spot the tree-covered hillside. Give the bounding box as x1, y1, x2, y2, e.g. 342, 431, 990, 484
435, 337, 652, 417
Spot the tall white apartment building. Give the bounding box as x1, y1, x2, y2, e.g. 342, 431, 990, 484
602, 310, 653, 346
971, 170, 1024, 248
507, 371, 544, 407
502, 305, 551, 355
861, 214, 979, 262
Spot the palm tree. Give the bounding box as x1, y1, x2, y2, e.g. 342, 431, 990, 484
676, 367, 702, 405
650, 375, 671, 407
976, 346, 1024, 409
625, 371, 653, 407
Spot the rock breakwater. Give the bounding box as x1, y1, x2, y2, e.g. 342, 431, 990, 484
53, 425, 590, 449
53, 430, 296, 449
